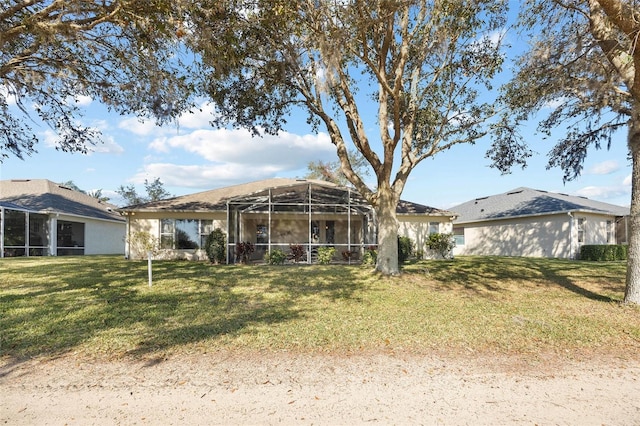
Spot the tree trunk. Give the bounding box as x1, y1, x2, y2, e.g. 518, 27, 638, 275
625, 110, 640, 304
375, 188, 400, 275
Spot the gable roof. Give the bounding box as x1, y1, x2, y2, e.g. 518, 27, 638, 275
451, 187, 629, 224
0, 179, 124, 222
120, 177, 455, 216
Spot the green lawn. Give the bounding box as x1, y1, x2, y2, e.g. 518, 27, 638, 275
1, 255, 639, 360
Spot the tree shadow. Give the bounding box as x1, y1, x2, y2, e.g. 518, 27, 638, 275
412, 256, 623, 302
0, 257, 364, 361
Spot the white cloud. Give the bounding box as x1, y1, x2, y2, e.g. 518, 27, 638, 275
149, 128, 335, 169
42, 126, 123, 155
177, 102, 217, 129
588, 160, 619, 175
118, 117, 162, 137
131, 162, 279, 188
130, 128, 336, 189
574, 185, 630, 202
0, 84, 18, 105
623, 174, 632, 186
89, 134, 124, 155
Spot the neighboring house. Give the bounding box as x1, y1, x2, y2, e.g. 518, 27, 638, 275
0, 179, 126, 257
450, 187, 630, 259
120, 178, 456, 262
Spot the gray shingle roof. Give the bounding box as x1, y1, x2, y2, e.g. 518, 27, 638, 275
451, 187, 629, 223
120, 178, 455, 216
0, 179, 124, 222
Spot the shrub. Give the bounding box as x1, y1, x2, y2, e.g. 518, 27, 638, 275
317, 246, 335, 264
398, 236, 413, 263
580, 244, 627, 261
289, 244, 306, 263
235, 241, 255, 264
426, 232, 456, 259
362, 246, 377, 266
204, 228, 226, 264
265, 248, 287, 265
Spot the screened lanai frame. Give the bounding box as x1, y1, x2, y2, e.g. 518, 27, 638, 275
225, 181, 377, 264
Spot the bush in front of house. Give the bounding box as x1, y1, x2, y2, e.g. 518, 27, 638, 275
398, 236, 413, 263
235, 241, 255, 263
580, 244, 627, 261
289, 244, 306, 263
265, 247, 287, 265
317, 246, 335, 264
362, 246, 377, 266
426, 232, 456, 259
205, 228, 226, 264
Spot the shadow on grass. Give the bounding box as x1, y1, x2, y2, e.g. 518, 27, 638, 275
0, 256, 363, 360
409, 256, 625, 302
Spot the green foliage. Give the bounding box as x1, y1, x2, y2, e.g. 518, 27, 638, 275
116, 178, 173, 206
264, 248, 287, 265
289, 244, 306, 263
1, 1, 193, 162
235, 242, 255, 264
204, 228, 227, 264
398, 236, 413, 263
317, 247, 335, 265
362, 246, 377, 266
580, 245, 628, 261
426, 233, 456, 259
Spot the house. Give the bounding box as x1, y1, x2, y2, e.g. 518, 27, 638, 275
450, 187, 630, 259
120, 178, 457, 262
0, 179, 126, 257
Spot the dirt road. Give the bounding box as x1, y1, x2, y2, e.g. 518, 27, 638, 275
2, 351, 639, 425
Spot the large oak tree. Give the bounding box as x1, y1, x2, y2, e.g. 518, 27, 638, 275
488, 0, 640, 304
1, 0, 192, 161
186, 0, 507, 274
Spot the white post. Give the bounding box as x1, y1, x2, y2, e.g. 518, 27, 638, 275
147, 250, 153, 287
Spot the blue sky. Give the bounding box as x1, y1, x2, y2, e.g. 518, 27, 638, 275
0, 14, 632, 210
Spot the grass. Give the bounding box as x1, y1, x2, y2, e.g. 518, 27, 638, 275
1, 255, 639, 360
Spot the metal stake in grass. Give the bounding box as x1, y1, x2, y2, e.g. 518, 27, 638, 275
147, 250, 153, 287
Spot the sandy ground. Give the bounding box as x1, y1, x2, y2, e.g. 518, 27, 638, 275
2, 351, 640, 425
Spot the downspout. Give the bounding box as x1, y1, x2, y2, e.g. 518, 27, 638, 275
567, 212, 574, 259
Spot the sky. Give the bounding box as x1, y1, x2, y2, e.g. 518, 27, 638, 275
0, 12, 633, 211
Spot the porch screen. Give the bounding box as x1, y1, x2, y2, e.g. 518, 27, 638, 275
57, 220, 85, 255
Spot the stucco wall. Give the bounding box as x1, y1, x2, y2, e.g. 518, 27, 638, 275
126, 212, 226, 260
453, 212, 619, 259
84, 219, 126, 255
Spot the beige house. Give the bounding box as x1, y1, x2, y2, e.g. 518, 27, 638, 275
450, 187, 630, 259
0, 179, 125, 257
120, 178, 456, 262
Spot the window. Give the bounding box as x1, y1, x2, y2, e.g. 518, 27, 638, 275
160, 219, 174, 249
200, 220, 214, 248
577, 217, 585, 243
453, 227, 465, 246
428, 222, 440, 234
175, 219, 199, 249
57, 220, 85, 255
29, 213, 49, 256
606, 220, 613, 243
3, 209, 26, 256
160, 219, 213, 249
